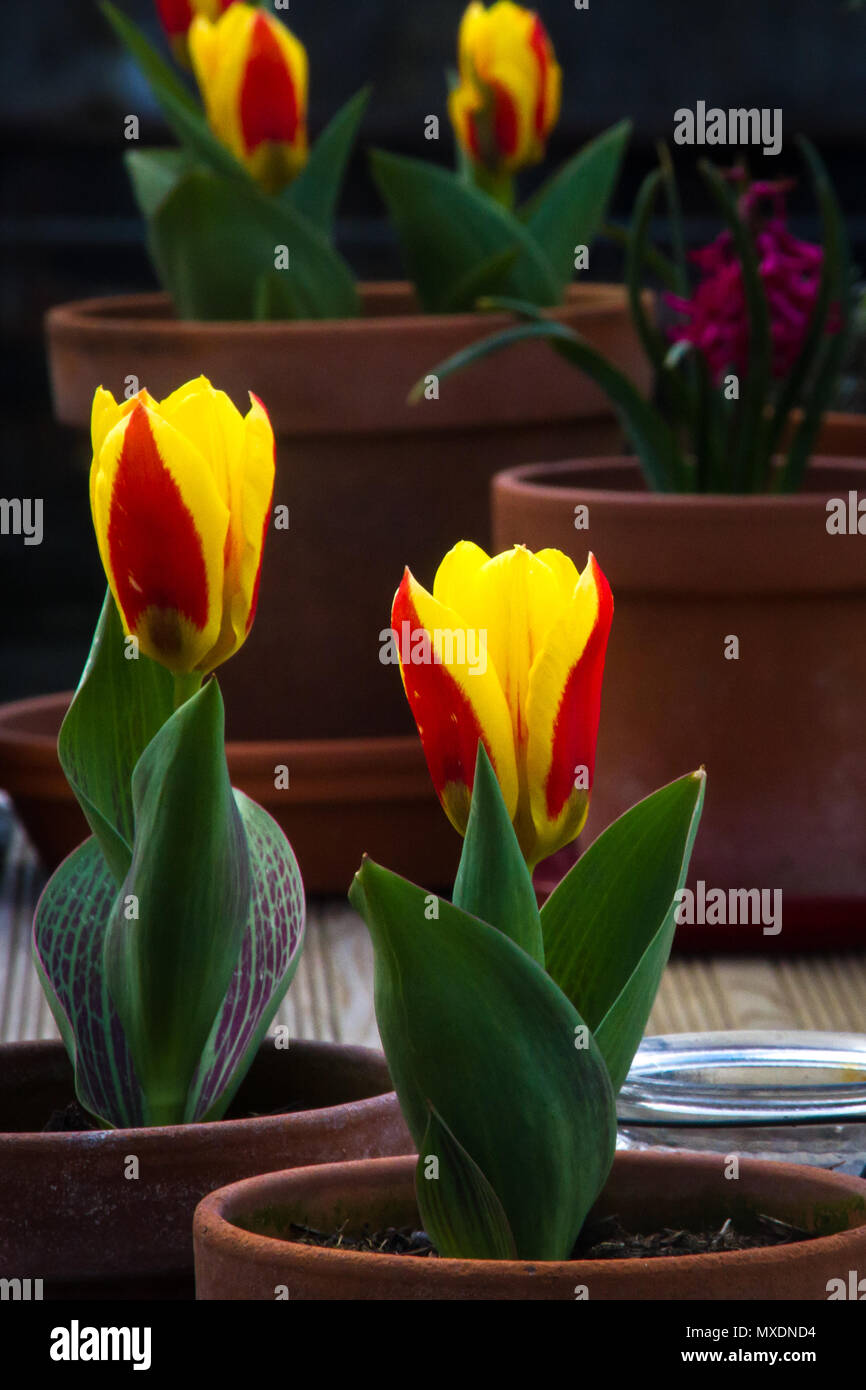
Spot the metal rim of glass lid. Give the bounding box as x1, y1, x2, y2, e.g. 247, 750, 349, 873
618, 1031, 866, 1126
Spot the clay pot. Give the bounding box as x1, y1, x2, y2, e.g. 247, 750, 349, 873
0, 1038, 410, 1299
193, 1150, 866, 1300
491, 456, 866, 914
44, 283, 650, 743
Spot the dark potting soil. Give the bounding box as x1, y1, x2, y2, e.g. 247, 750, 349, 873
43, 1100, 99, 1132
288, 1212, 816, 1260
41, 1098, 304, 1132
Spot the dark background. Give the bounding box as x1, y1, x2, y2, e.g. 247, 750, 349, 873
2, 0, 865, 701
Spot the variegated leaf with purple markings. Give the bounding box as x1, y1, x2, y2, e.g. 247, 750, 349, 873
32, 837, 145, 1129
184, 790, 306, 1123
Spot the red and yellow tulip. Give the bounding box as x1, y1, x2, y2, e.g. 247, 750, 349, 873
448, 1, 561, 177
90, 376, 274, 676
392, 543, 612, 868
189, 3, 308, 193
155, 0, 234, 67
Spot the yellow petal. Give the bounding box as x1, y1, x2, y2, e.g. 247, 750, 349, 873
525, 554, 613, 860
470, 545, 565, 749
392, 566, 519, 834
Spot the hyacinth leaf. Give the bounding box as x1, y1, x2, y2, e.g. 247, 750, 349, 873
699, 160, 772, 493
104, 680, 251, 1127
414, 311, 682, 491
520, 120, 632, 294
32, 838, 144, 1129
655, 142, 690, 297
452, 744, 543, 965
541, 770, 705, 1094
149, 167, 359, 320
416, 1105, 517, 1260
102, 2, 248, 186
125, 147, 196, 220
626, 169, 695, 469
778, 137, 852, 493
58, 590, 175, 885
369, 148, 561, 312
350, 858, 616, 1260
601, 220, 679, 291
185, 790, 306, 1122
286, 86, 371, 235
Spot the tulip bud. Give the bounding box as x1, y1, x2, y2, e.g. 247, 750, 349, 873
189, 3, 309, 193
449, 1, 561, 178
90, 376, 275, 676
392, 542, 612, 868
155, 0, 234, 67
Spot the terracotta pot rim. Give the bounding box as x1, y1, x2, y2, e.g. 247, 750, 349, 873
44, 282, 630, 340
0, 1039, 396, 1145
0, 691, 421, 764
195, 1150, 866, 1278
494, 453, 866, 508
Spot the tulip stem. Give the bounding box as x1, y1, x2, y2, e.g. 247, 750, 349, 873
172, 671, 203, 711
472, 166, 515, 211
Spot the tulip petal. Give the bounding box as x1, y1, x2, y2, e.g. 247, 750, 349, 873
392, 568, 518, 835
468, 546, 564, 750
201, 391, 275, 672
189, 4, 307, 192
159, 375, 244, 509
90, 387, 125, 471
92, 402, 229, 673
239, 11, 305, 153
525, 554, 613, 859
432, 539, 491, 611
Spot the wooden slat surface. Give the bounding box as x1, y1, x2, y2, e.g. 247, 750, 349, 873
1, 796, 863, 1048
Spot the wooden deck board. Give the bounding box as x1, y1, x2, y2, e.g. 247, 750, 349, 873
1, 806, 863, 1049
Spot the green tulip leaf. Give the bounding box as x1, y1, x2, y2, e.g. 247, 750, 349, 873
185, 790, 306, 1122
103, 679, 251, 1126
58, 590, 175, 884
32, 837, 144, 1129
148, 167, 359, 320
102, 1, 249, 186
440, 245, 523, 313
520, 120, 632, 292
369, 148, 561, 312
541, 770, 706, 1093
286, 86, 371, 235
350, 858, 616, 1260
125, 147, 196, 220
453, 743, 543, 965
416, 1104, 517, 1260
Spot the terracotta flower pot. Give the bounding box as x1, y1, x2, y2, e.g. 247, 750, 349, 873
491, 455, 866, 917
193, 1150, 866, 1300
44, 282, 650, 744
0, 1038, 410, 1299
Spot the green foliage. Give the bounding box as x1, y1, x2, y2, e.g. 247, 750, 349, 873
34, 599, 305, 1128
415, 138, 851, 493
103, 2, 360, 320
351, 746, 704, 1260
370, 120, 630, 313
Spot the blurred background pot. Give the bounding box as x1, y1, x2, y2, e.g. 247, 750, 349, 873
45, 282, 649, 743
0, 692, 459, 892
492, 454, 866, 916
0, 1038, 409, 1299
193, 1150, 866, 1300
0, 692, 581, 895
